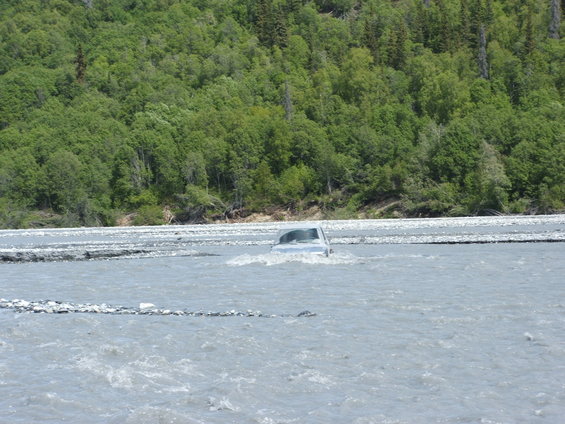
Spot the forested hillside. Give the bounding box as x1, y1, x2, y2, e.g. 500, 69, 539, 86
0, 0, 563, 227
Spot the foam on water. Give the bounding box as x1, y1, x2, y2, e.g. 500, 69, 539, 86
73, 351, 195, 392
226, 251, 360, 266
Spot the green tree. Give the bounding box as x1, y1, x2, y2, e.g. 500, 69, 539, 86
252, 161, 279, 208
338, 47, 374, 104
43, 150, 85, 212
418, 69, 471, 123
0, 67, 57, 128
467, 141, 511, 212
0, 148, 41, 207
428, 119, 480, 186
278, 164, 316, 206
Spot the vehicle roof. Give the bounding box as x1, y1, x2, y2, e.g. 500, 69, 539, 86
276, 224, 322, 231
275, 224, 326, 237
276, 223, 324, 229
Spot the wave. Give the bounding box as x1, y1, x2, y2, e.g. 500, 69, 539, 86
226, 252, 361, 266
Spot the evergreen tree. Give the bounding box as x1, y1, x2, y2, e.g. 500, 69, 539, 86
459, 0, 472, 47
256, 0, 274, 47
287, 0, 302, 15
362, 17, 380, 63
484, 0, 494, 26
469, 0, 486, 49
523, 7, 536, 58
437, 0, 452, 52
389, 19, 408, 69
273, 6, 289, 47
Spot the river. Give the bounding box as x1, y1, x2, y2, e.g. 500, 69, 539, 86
1, 215, 564, 423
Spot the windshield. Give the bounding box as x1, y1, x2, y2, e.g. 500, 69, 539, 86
278, 228, 320, 244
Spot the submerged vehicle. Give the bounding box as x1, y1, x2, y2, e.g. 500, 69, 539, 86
271, 225, 332, 256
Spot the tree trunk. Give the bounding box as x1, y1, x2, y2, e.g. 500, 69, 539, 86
549, 0, 561, 39
478, 25, 489, 79
283, 81, 293, 121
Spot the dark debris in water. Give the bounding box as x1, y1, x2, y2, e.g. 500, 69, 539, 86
0, 299, 315, 318
0, 249, 218, 263
0, 250, 148, 263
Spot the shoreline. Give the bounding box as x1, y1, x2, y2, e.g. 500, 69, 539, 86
2, 200, 564, 230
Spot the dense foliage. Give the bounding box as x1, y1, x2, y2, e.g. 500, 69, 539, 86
0, 0, 563, 227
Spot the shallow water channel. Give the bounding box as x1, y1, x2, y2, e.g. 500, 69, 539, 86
1, 216, 564, 423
